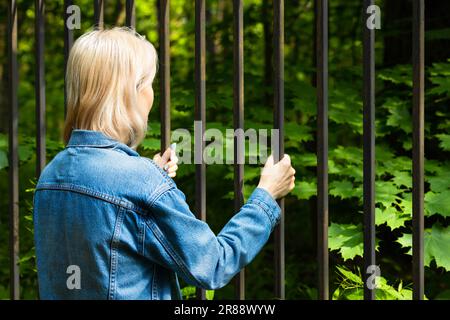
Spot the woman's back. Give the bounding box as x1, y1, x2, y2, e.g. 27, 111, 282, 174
34, 129, 179, 299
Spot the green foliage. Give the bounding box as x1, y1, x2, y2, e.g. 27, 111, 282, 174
181, 286, 214, 300
378, 65, 413, 87
332, 266, 414, 300
328, 223, 364, 260
375, 207, 410, 230
425, 191, 450, 217
288, 60, 450, 281
435, 134, 450, 151
0, 134, 7, 170
397, 224, 450, 271
429, 59, 450, 96
383, 98, 412, 134
0, 0, 449, 300
291, 180, 316, 200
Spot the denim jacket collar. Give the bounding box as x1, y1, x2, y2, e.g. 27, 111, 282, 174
66, 129, 140, 157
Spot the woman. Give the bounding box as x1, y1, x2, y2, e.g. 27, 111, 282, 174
33, 27, 296, 300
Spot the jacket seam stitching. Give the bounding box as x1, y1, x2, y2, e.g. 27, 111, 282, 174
108, 207, 124, 300
151, 265, 158, 300
247, 198, 277, 226
147, 183, 173, 207
140, 219, 145, 256
35, 183, 148, 215
141, 158, 175, 186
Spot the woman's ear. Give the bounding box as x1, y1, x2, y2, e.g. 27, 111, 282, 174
137, 85, 154, 118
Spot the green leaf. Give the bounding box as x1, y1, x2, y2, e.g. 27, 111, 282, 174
424, 224, 450, 271
378, 65, 413, 87
334, 288, 363, 300
181, 286, 196, 299
379, 155, 411, 173
391, 170, 412, 189
375, 181, 401, 207
18, 250, 35, 264
294, 152, 316, 167
206, 290, 215, 300
429, 76, 450, 96
147, 123, 161, 137
291, 180, 316, 200
375, 207, 409, 230
425, 190, 450, 217
376, 281, 413, 300
329, 87, 363, 134
331, 146, 363, 165
396, 224, 450, 271
384, 99, 412, 133
0, 150, 8, 170
435, 134, 450, 151
336, 266, 363, 285
291, 82, 316, 117
284, 122, 313, 144
425, 159, 444, 174
224, 166, 260, 181
0, 285, 9, 299
429, 59, 450, 77
333, 266, 413, 300
396, 233, 412, 254
19, 144, 34, 162
397, 196, 412, 217
402, 139, 412, 151
335, 164, 363, 182
330, 180, 356, 199
141, 138, 161, 151
0, 133, 7, 148
427, 171, 450, 192
328, 223, 363, 260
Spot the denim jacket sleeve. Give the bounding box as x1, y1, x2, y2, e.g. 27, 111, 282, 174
142, 186, 281, 290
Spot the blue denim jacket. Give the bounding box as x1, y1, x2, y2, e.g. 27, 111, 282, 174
33, 129, 281, 300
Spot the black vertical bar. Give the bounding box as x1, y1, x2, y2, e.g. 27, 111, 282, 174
195, 0, 207, 301
159, 0, 171, 151
363, 0, 376, 301
312, 0, 317, 86
233, 0, 245, 300
126, 0, 136, 29
35, 0, 46, 177
412, 0, 425, 301
94, 0, 105, 30
316, 0, 329, 301
64, 0, 74, 118
8, 0, 20, 300
273, 0, 285, 300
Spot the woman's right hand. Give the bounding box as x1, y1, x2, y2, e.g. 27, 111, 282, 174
257, 154, 296, 200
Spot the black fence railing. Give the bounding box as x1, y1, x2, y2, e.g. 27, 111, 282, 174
412, 0, 425, 300
7, 0, 19, 302
362, 0, 376, 301
6, 0, 425, 300
232, 0, 245, 300
316, 0, 329, 301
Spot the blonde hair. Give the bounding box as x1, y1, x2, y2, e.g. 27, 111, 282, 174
64, 27, 158, 148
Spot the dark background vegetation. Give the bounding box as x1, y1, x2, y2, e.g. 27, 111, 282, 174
0, 0, 449, 299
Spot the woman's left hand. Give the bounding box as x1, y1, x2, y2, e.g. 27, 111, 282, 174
153, 148, 179, 178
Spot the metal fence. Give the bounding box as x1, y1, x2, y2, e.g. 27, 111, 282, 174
6, 0, 425, 300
